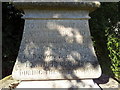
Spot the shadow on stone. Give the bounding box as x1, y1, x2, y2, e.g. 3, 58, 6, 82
93, 74, 109, 84
11, 2, 101, 88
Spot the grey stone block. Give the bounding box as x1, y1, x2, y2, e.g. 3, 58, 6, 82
12, 1, 101, 80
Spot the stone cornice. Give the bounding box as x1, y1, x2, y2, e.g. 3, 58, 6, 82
12, 2, 100, 12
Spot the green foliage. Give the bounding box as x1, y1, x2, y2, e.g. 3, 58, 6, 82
90, 2, 120, 79
106, 29, 120, 79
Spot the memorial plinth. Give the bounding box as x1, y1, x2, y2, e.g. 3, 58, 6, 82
12, 2, 101, 81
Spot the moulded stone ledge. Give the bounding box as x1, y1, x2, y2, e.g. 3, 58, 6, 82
12, 1, 100, 12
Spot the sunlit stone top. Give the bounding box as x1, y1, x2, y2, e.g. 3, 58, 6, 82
13, 1, 100, 12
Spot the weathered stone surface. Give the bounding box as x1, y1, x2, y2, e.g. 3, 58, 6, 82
12, 2, 101, 80
1, 74, 119, 89
16, 80, 100, 88
13, 2, 100, 12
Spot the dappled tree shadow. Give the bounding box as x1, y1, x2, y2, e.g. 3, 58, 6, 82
2, 2, 103, 88
11, 14, 102, 89
2, 1, 119, 87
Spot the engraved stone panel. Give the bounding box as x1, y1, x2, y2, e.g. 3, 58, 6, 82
12, 2, 101, 80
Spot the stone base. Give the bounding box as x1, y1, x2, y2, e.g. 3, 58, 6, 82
16, 79, 101, 89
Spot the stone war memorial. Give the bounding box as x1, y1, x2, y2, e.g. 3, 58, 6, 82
12, 1, 102, 88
